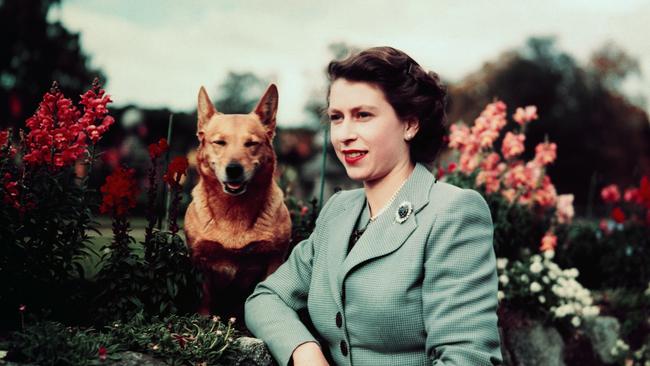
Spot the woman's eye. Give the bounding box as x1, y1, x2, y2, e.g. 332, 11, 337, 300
245, 141, 259, 147
213, 140, 226, 146
357, 111, 372, 119
329, 114, 342, 123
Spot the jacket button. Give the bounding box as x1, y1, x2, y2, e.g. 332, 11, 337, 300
340, 340, 348, 356
336, 312, 342, 328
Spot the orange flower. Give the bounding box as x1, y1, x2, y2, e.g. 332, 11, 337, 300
534, 142, 557, 166
501, 132, 526, 160
513, 105, 538, 126
540, 232, 557, 252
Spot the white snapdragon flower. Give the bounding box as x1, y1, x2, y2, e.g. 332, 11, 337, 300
538, 295, 546, 303
530, 282, 542, 293
530, 261, 543, 274
499, 274, 509, 286
542, 276, 550, 284
496, 258, 508, 270
582, 306, 600, 317
571, 316, 581, 327
497, 291, 505, 301
520, 274, 529, 283
543, 250, 555, 260
531, 254, 542, 263
563, 268, 579, 279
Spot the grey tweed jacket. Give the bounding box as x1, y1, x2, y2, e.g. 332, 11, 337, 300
245, 163, 503, 366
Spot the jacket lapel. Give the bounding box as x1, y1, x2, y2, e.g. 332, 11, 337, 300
327, 163, 436, 307
326, 189, 365, 309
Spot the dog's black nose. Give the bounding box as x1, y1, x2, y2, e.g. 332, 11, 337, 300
225, 163, 244, 180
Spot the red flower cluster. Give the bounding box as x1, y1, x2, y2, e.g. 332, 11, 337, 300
163, 156, 189, 186
0, 129, 17, 158
100, 167, 139, 216
98, 346, 107, 361
23, 80, 113, 168
2, 173, 20, 209
600, 176, 650, 226
148, 138, 169, 159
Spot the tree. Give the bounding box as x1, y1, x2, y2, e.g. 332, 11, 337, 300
0, 0, 103, 128
213, 72, 269, 114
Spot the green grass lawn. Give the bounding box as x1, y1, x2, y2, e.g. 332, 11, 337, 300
82, 216, 186, 280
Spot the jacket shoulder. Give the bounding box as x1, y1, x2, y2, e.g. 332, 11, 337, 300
429, 181, 490, 217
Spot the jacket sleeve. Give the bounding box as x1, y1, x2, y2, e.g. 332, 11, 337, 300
245, 191, 339, 366
422, 189, 503, 366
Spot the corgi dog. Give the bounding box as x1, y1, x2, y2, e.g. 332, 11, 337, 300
184, 84, 291, 317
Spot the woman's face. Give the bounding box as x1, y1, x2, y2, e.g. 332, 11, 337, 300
327, 78, 414, 184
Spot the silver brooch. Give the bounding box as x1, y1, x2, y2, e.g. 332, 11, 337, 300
395, 201, 413, 224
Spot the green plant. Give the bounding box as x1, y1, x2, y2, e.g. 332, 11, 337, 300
4, 311, 241, 365
0, 80, 112, 328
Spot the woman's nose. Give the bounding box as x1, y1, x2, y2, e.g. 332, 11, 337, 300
337, 118, 357, 143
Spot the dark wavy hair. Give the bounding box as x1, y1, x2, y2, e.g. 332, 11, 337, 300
327, 46, 448, 164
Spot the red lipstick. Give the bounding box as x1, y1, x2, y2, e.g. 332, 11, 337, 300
342, 149, 367, 164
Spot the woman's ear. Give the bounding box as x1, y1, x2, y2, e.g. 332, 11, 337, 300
404, 118, 420, 141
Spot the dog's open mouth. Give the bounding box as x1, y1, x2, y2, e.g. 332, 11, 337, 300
223, 181, 248, 195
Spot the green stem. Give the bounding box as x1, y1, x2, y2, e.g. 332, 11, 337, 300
161, 114, 174, 231
318, 123, 328, 211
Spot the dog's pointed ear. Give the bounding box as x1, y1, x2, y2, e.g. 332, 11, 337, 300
197, 86, 217, 141
253, 84, 278, 139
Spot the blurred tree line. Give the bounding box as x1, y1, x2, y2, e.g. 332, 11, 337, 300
0, 0, 103, 128
2, 0, 648, 215
448, 37, 650, 215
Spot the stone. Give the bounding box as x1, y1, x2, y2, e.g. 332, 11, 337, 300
505, 320, 565, 366
106, 351, 166, 365
582, 316, 621, 364
229, 337, 275, 366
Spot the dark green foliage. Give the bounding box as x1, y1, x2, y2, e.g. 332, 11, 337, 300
93, 230, 202, 326
5, 311, 240, 365
0, 163, 100, 329
555, 221, 650, 290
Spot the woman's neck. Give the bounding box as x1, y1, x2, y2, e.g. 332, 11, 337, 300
364, 161, 415, 219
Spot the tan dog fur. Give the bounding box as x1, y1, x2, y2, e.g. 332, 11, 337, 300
184, 84, 291, 316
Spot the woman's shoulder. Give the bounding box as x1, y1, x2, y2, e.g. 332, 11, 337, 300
319, 187, 364, 215
428, 181, 490, 217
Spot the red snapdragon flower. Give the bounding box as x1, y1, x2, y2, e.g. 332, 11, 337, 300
98, 346, 107, 361
23, 80, 113, 168
600, 184, 621, 204
611, 207, 626, 224
639, 176, 650, 208
163, 156, 189, 186
100, 167, 139, 216
148, 138, 169, 159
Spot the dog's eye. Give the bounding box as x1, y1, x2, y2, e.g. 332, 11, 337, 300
245, 141, 259, 148
212, 140, 226, 146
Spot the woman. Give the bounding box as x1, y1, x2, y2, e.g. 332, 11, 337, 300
245, 46, 503, 366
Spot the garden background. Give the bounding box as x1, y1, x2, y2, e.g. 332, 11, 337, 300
1, 0, 649, 365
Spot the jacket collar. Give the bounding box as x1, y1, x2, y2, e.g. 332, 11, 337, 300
327, 162, 436, 309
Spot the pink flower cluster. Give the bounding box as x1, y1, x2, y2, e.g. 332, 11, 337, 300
446, 101, 573, 253
23, 79, 114, 168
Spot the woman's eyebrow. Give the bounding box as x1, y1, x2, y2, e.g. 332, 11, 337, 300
327, 105, 378, 113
